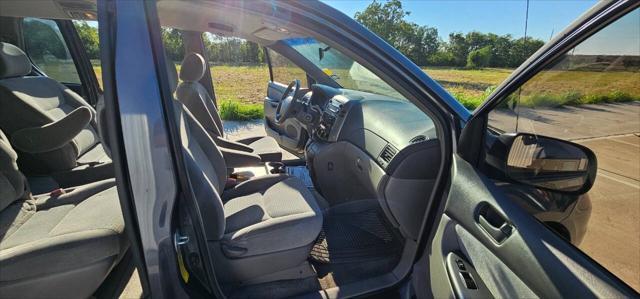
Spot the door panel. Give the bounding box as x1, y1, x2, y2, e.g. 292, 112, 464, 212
264, 81, 308, 154
264, 81, 286, 125
425, 155, 634, 298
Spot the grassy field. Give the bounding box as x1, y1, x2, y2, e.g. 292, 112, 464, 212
422, 67, 512, 109
90, 63, 639, 119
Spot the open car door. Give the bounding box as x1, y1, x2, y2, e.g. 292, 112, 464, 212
424, 154, 636, 298
263, 47, 310, 155
420, 1, 639, 297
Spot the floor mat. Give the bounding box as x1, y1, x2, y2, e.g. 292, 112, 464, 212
310, 201, 403, 264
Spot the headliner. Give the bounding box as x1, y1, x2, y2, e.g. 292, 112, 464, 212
0, 0, 308, 45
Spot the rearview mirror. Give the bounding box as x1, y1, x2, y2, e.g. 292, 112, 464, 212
504, 133, 597, 194
318, 46, 331, 61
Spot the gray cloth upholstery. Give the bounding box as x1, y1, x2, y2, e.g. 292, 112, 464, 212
171, 93, 321, 280
77, 143, 111, 164
0, 130, 26, 212
0, 42, 110, 174
240, 135, 282, 162
174, 53, 282, 163
95, 95, 113, 159
218, 146, 262, 168
176, 100, 228, 239
0, 180, 126, 299
0, 126, 126, 299
0, 42, 31, 79
11, 106, 92, 154
221, 175, 322, 258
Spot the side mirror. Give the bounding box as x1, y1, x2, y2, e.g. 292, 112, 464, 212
498, 133, 597, 194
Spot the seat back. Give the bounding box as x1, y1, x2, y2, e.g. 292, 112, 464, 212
175, 53, 225, 138
0, 129, 27, 212
167, 57, 228, 240
0, 42, 100, 173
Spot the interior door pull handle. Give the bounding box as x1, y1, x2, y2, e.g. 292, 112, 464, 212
478, 214, 512, 243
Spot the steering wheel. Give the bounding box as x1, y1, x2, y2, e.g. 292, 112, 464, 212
275, 79, 301, 125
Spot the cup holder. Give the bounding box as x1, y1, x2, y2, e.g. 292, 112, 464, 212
268, 162, 286, 174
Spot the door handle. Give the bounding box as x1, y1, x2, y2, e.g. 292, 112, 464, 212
478, 205, 513, 243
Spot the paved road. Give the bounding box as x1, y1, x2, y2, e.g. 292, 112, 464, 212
578, 134, 639, 291
492, 101, 640, 291
490, 101, 640, 140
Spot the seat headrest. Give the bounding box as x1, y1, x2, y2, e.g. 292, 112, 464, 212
0, 129, 27, 211
0, 42, 32, 79
179, 52, 206, 83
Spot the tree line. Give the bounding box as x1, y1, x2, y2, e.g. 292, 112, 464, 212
162, 29, 265, 65
74, 0, 545, 69
355, 0, 544, 68
74, 21, 264, 65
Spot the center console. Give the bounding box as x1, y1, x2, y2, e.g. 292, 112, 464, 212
316, 96, 348, 141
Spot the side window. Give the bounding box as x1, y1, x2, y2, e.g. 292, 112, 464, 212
73, 20, 101, 89
267, 49, 307, 85
489, 9, 640, 291
202, 32, 270, 103
22, 18, 81, 84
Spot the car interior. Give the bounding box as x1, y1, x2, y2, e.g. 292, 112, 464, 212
2, 0, 639, 298
0, 0, 446, 297
157, 1, 444, 297
0, 41, 127, 298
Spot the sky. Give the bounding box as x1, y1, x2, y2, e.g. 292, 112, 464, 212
322, 0, 599, 42
573, 8, 639, 55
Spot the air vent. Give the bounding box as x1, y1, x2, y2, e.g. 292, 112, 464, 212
379, 144, 398, 165
409, 135, 427, 144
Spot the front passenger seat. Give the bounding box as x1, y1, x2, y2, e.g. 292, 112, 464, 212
0, 42, 110, 175
172, 97, 322, 283
175, 52, 283, 163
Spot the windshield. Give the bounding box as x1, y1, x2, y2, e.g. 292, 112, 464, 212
284, 38, 404, 99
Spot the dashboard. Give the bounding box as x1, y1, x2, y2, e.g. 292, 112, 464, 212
306, 84, 438, 170
301, 84, 442, 239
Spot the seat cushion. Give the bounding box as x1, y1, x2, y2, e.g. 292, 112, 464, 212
242, 136, 283, 162
221, 175, 322, 258
77, 143, 111, 165
0, 179, 126, 298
